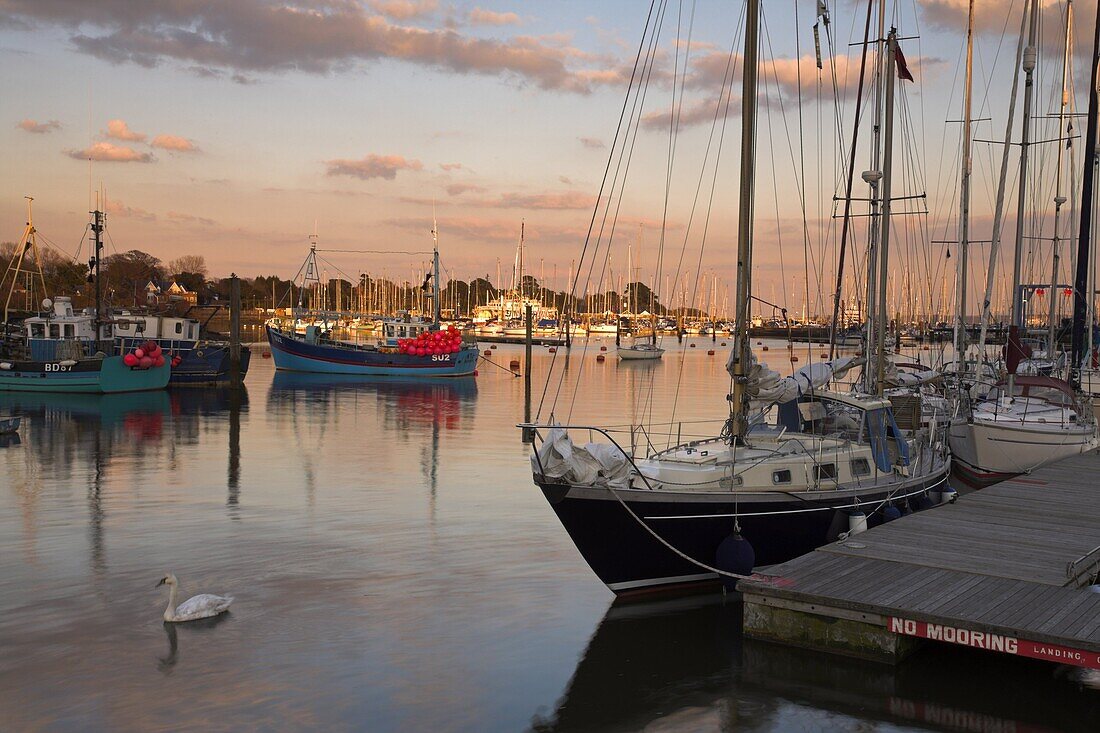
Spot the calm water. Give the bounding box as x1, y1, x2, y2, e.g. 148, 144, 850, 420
1, 339, 1098, 732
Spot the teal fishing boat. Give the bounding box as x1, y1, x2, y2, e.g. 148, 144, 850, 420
0, 200, 170, 394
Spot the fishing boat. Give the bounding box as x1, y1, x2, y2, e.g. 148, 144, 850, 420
113, 310, 252, 386
523, 4, 949, 596
267, 229, 478, 377
0, 202, 170, 394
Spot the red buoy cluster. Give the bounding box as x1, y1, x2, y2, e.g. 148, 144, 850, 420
123, 340, 170, 369
397, 326, 463, 357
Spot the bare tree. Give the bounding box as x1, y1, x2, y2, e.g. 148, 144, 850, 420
167, 254, 208, 278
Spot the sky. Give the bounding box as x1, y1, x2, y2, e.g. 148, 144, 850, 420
1, 0, 1096, 319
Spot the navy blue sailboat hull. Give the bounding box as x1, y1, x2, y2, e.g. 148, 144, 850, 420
538, 474, 948, 595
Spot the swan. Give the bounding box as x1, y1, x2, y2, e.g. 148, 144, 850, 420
157, 574, 233, 623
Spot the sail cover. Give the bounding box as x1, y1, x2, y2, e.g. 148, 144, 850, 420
532, 425, 632, 488
884, 362, 941, 387
727, 352, 862, 407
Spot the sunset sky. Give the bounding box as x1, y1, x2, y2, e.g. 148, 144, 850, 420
1, 1, 1095, 317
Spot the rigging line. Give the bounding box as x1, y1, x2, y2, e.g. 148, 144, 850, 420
315, 249, 433, 255
664, 5, 745, 442
666, 12, 743, 443
761, 9, 823, 339
827, 0, 875, 360
566, 0, 672, 422
535, 0, 660, 421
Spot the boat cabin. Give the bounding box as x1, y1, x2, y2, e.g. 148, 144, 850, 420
779, 391, 911, 473
23, 297, 107, 361
114, 313, 200, 344
381, 319, 434, 347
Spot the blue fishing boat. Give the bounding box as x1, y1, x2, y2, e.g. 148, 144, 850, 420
0, 203, 170, 394
266, 232, 478, 377
113, 310, 251, 386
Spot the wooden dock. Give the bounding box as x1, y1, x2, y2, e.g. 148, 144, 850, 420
738, 451, 1100, 671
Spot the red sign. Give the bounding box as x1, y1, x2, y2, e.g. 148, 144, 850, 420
889, 617, 1100, 670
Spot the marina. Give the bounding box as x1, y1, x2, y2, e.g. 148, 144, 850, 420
7, 0, 1100, 730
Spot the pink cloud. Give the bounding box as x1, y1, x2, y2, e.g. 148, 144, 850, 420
66, 142, 153, 163
439, 162, 463, 171
151, 134, 199, 152
473, 191, 597, 210
16, 119, 61, 134
105, 199, 156, 221
105, 119, 146, 142
469, 8, 521, 27
0, 1, 624, 94
369, 0, 438, 20
325, 154, 424, 180
446, 183, 486, 196
166, 211, 217, 226
578, 136, 604, 149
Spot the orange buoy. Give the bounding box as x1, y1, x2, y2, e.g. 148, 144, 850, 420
600, 345, 607, 351
762, 346, 769, 351
483, 350, 492, 356
707, 350, 715, 355
548, 347, 557, 353
509, 359, 521, 369
596, 354, 606, 362
821, 353, 828, 359
791, 356, 799, 362
491, 344, 498, 349
262, 352, 271, 359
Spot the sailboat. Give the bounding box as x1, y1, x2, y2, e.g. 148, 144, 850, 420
0, 199, 170, 394
948, 0, 1097, 486
617, 235, 664, 361
523, 3, 950, 595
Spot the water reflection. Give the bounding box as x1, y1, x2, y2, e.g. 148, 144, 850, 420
266, 373, 478, 510
158, 615, 231, 676
532, 597, 1100, 732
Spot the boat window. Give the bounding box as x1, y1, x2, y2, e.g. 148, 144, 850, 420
63, 324, 75, 338
814, 400, 864, 440
30, 323, 45, 338
813, 463, 837, 481
850, 458, 871, 477
772, 469, 791, 485
1024, 385, 1072, 406
118, 322, 130, 331
175, 322, 183, 334
49, 324, 60, 338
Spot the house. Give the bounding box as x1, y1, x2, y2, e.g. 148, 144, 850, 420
145, 280, 198, 305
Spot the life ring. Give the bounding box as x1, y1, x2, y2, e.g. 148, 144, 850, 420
195, 349, 204, 358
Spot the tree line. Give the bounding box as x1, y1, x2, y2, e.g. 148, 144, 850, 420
2, 245, 712, 318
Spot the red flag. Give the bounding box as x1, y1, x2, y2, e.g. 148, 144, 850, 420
895, 44, 914, 82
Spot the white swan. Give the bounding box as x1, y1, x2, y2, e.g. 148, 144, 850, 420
157, 574, 233, 623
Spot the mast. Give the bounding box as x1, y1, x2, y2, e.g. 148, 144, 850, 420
730, 0, 759, 443
1071, 0, 1100, 383
954, 0, 976, 364
91, 203, 104, 339
2, 197, 48, 324
1008, 0, 1040, 397
875, 28, 899, 395
978, 8, 1029, 358
863, 0, 888, 393
1048, 0, 1074, 357
431, 216, 441, 324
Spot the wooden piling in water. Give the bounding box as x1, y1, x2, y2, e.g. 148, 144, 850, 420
229, 274, 242, 390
